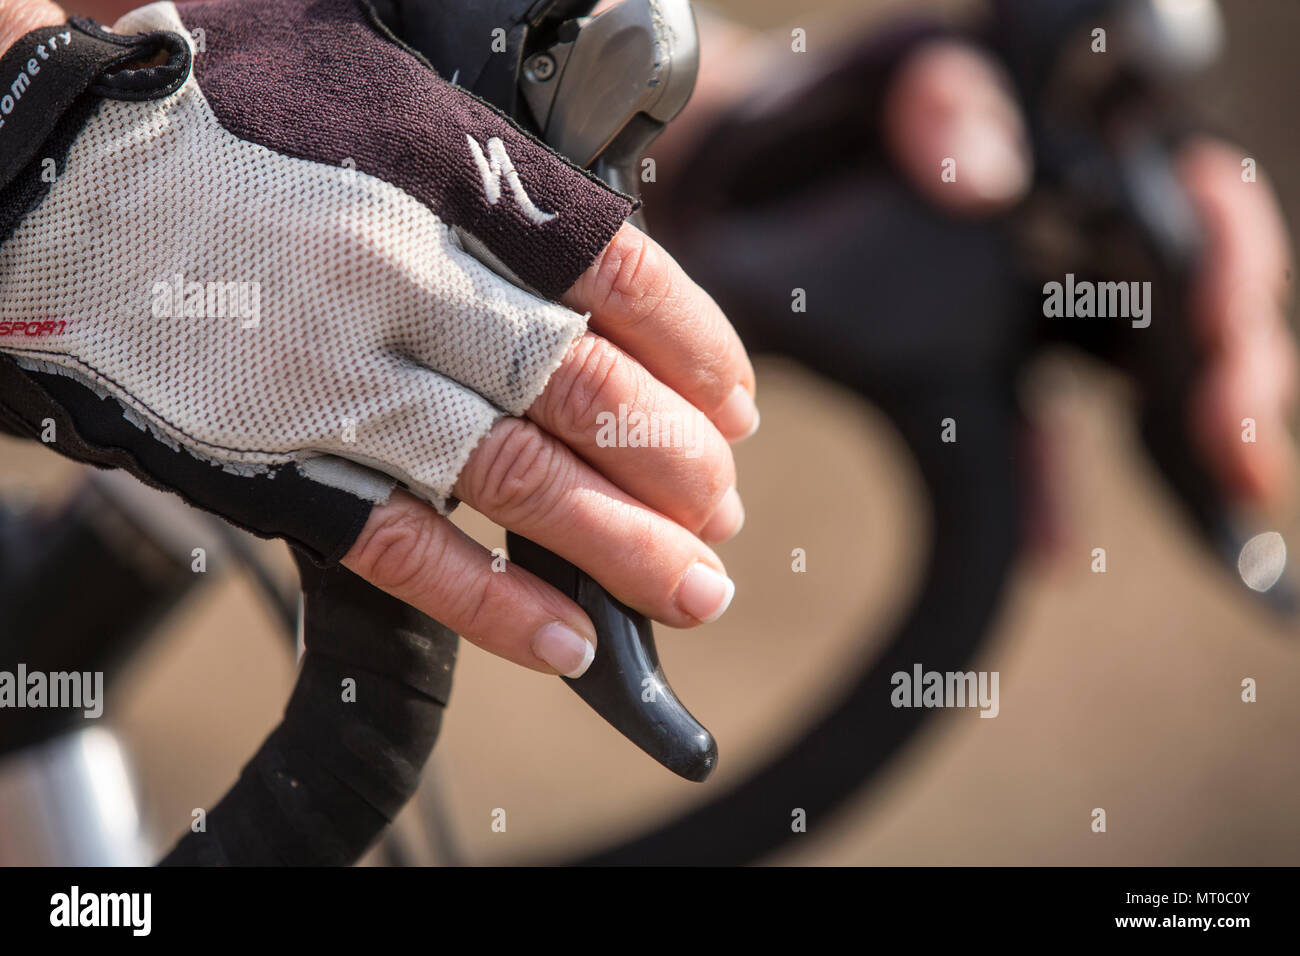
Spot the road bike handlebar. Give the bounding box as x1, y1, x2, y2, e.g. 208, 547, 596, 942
162, 555, 456, 865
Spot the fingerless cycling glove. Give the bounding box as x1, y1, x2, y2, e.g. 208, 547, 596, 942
0, 0, 634, 563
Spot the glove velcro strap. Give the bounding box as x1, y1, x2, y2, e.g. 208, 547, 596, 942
0, 17, 190, 188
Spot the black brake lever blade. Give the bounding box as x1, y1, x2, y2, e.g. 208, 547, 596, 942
507, 532, 716, 780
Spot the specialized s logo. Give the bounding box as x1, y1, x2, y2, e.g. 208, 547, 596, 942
465, 135, 557, 225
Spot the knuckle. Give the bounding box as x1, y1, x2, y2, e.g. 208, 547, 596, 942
588, 227, 675, 330
454, 564, 515, 639
542, 335, 627, 437
350, 505, 443, 595
472, 418, 568, 524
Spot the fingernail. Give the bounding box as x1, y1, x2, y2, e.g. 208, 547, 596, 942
947, 114, 1031, 204
532, 622, 595, 678
700, 486, 745, 543
715, 384, 760, 442
676, 562, 736, 623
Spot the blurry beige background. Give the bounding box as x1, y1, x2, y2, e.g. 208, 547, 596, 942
4, 0, 1295, 865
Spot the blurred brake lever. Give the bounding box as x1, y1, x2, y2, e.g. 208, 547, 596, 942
994, 0, 1299, 615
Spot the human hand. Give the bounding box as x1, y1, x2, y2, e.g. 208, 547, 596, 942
883, 41, 1295, 540
0, 0, 755, 679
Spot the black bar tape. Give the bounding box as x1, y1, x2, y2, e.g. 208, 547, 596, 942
160, 556, 457, 866
0, 18, 189, 188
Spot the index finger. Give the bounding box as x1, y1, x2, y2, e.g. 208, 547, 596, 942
561, 223, 760, 441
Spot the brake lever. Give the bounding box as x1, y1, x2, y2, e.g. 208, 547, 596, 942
379, 0, 715, 779
503, 0, 716, 782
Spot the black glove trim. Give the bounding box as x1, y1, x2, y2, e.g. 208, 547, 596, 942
0, 18, 190, 189
0, 356, 373, 566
